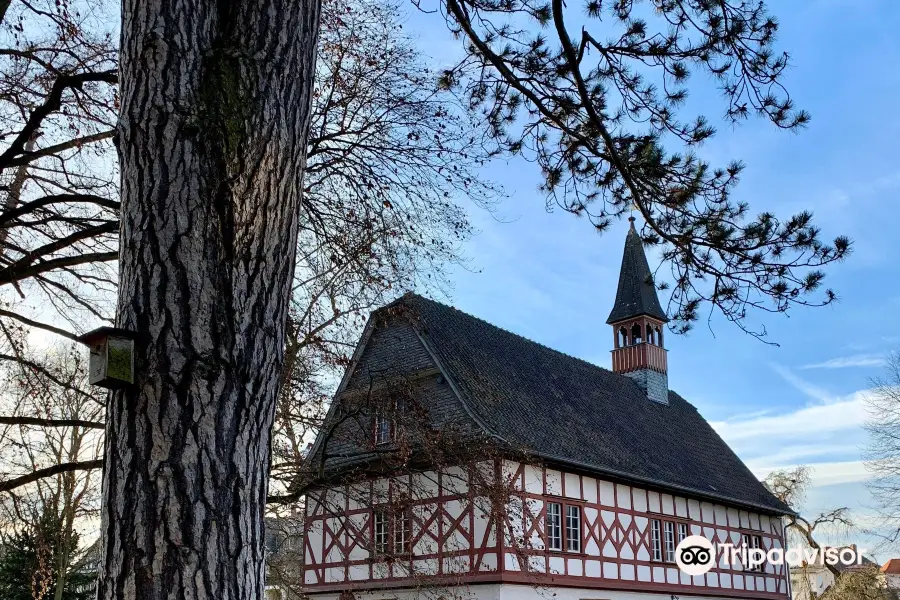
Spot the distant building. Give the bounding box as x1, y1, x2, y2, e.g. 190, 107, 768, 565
883, 559, 900, 590
789, 545, 878, 600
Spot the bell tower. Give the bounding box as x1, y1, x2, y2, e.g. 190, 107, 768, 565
608, 218, 669, 404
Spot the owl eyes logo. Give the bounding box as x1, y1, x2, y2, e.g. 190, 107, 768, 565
675, 535, 715, 575
680, 546, 711, 565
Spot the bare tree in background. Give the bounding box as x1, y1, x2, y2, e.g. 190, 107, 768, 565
765, 466, 853, 579
271, 0, 498, 496
864, 352, 900, 545
765, 466, 893, 600
0, 0, 499, 497
0, 0, 498, 596
0, 327, 104, 599
0, 0, 118, 340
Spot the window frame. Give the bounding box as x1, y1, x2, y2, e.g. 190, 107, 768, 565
393, 507, 412, 555
373, 509, 389, 555
546, 501, 562, 551
545, 500, 582, 554
677, 522, 689, 544
565, 504, 582, 552
373, 410, 392, 445
373, 397, 405, 446
742, 532, 764, 572
372, 505, 413, 557
651, 519, 663, 561
650, 517, 692, 563
663, 520, 676, 562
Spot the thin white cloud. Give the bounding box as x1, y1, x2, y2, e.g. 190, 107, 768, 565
750, 461, 870, 488
711, 366, 870, 480
772, 364, 836, 403
711, 395, 867, 442
801, 354, 886, 370
743, 444, 863, 467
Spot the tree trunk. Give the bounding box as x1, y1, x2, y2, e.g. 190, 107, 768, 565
97, 1, 319, 598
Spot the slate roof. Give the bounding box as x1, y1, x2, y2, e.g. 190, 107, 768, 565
606, 219, 668, 324
390, 293, 791, 515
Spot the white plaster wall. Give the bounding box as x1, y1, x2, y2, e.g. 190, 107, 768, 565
305, 582, 773, 600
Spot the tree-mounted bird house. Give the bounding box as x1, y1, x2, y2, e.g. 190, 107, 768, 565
76, 327, 136, 389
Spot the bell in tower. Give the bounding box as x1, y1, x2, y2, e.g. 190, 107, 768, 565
608, 218, 669, 404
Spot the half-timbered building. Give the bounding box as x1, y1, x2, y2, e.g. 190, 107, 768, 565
301, 219, 793, 600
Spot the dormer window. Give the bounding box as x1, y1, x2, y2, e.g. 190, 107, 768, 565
374, 410, 392, 445
373, 397, 406, 445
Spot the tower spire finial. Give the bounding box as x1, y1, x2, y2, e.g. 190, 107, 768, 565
608, 222, 669, 404
606, 221, 666, 326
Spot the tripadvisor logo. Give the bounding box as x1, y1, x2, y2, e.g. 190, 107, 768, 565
674, 536, 866, 576
675, 536, 716, 575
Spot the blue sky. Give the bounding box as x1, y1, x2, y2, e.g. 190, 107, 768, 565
406, 0, 900, 559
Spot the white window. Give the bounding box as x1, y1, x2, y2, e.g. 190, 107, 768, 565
566, 505, 581, 552
374, 510, 388, 554
677, 522, 688, 544
664, 521, 676, 562
374, 411, 392, 445
652, 518, 689, 562
374, 397, 407, 445
651, 519, 662, 561
394, 510, 410, 554
546, 501, 581, 552
742, 533, 764, 572
546, 502, 562, 551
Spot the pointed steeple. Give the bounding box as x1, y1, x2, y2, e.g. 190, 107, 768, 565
606, 218, 667, 325
608, 218, 669, 404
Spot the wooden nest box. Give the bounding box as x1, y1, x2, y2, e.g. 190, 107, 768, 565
76, 327, 136, 389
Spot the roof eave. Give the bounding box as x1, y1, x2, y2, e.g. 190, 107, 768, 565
606, 310, 669, 325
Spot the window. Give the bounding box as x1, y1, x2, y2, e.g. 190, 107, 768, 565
677, 522, 688, 544
373, 507, 412, 556
742, 533, 764, 572
664, 521, 676, 562
394, 510, 411, 554
566, 505, 581, 552
373, 397, 406, 445
373, 510, 388, 554
546, 502, 562, 551
651, 519, 662, 561
374, 411, 392, 445
546, 501, 581, 552
651, 518, 690, 563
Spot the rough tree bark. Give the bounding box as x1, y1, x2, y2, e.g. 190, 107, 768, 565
98, 1, 320, 598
